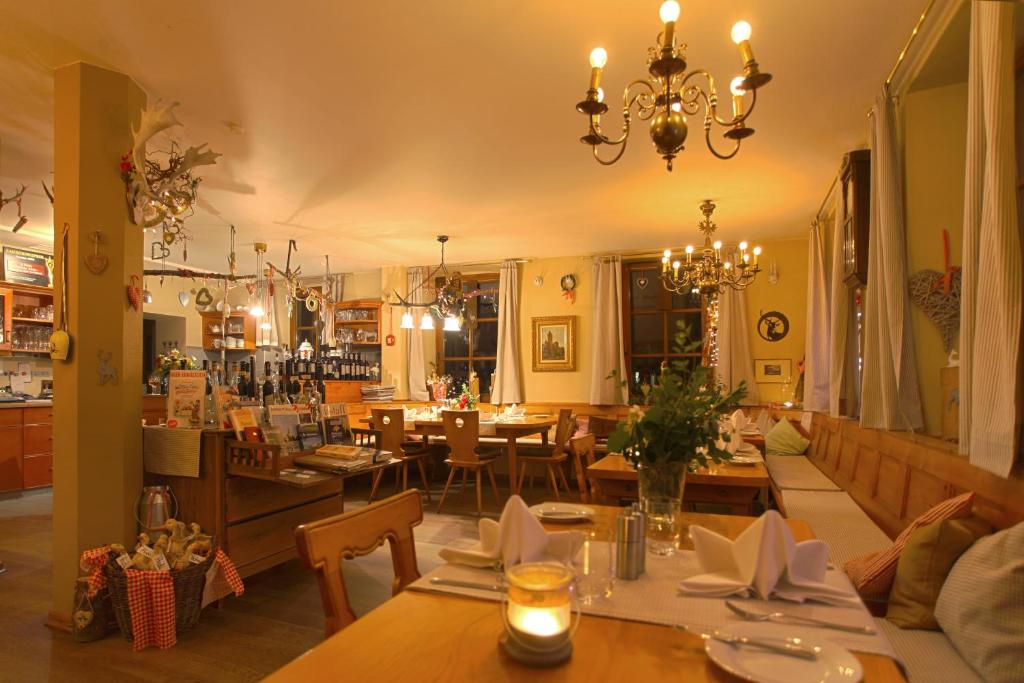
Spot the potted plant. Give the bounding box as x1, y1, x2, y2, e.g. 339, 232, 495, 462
607, 326, 745, 555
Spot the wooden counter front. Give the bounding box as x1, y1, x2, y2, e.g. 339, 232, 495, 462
144, 429, 344, 579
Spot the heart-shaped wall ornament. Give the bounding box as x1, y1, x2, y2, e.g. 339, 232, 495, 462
194, 287, 214, 308
126, 275, 142, 311
178, 291, 190, 307
909, 269, 961, 354
84, 252, 108, 275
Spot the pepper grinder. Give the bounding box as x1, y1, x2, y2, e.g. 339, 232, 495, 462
615, 505, 646, 580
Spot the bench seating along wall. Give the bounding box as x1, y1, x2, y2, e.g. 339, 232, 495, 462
805, 413, 1024, 538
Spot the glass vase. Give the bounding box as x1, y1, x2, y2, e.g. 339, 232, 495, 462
637, 460, 687, 556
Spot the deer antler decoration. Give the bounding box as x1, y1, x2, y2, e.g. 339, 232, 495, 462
0, 185, 28, 232
124, 101, 221, 228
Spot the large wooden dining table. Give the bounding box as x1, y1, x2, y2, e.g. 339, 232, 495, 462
588, 452, 771, 515
361, 413, 557, 495
265, 505, 903, 682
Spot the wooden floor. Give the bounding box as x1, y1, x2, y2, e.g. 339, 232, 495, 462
0, 474, 570, 682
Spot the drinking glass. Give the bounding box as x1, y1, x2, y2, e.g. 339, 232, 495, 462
644, 500, 680, 555
573, 528, 614, 605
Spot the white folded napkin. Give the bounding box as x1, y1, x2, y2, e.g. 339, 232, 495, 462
730, 409, 749, 433
754, 409, 775, 436
439, 495, 584, 568
679, 510, 858, 605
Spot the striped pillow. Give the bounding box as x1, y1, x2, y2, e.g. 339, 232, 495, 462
844, 492, 975, 597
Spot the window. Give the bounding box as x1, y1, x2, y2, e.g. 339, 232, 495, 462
622, 260, 703, 399
437, 275, 499, 401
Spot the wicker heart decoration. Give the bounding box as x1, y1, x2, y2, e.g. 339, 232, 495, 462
84, 252, 108, 275
909, 269, 961, 354
126, 275, 142, 311
194, 287, 214, 308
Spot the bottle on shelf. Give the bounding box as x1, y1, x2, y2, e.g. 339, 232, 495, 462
262, 361, 274, 405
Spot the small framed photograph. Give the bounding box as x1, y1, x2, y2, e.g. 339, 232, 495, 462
754, 358, 792, 384
531, 316, 577, 372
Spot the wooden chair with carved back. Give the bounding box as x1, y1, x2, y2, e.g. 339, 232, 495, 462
587, 415, 619, 448
568, 434, 600, 502
515, 408, 574, 500
295, 489, 423, 637
437, 410, 503, 516
370, 408, 432, 503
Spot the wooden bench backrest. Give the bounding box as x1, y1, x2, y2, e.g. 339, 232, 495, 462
806, 413, 1024, 537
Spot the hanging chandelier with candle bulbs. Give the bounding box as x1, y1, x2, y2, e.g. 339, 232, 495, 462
661, 200, 761, 295
576, 1, 771, 171
394, 235, 471, 332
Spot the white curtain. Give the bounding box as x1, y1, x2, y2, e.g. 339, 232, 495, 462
491, 260, 522, 404
717, 287, 759, 405
859, 90, 924, 431
589, 255, 628, 405
959, 1, 1021, 476
406, 266, 429, 401
804, 221, 830, 412
828, 185, 855, 418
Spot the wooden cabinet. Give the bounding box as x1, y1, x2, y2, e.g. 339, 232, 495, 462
142, 394, 167, 425
0, 404, 55, 491
0, 287, 13, 352
840, 149, 871, 287
200, 312, 256, 352
323, 381, 366, 404
0, 423, 23, 492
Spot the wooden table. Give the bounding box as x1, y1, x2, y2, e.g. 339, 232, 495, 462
264, 507, 903, 682
587, 453, 771, 515
362, 414, 557, 495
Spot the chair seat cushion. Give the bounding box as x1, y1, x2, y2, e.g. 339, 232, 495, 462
779, 490, 892, 567
874, 617, 982, 683
764, 454, 841, 491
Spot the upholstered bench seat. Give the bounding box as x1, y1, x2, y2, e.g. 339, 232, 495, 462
764, 454, 842, 491
779, 489, 892, 567
874, 617, 982, 683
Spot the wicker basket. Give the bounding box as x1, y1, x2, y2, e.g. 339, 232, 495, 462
104, 548, 216, 641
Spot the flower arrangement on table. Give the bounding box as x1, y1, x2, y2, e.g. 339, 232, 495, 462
154, 348, 200, 378
426, 370, 453, 402
448, 382, 478, 410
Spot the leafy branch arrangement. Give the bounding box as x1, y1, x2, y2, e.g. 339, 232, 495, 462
607, 324, 746, 469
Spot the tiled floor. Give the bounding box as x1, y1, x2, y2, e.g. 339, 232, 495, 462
0, 477, 563, 682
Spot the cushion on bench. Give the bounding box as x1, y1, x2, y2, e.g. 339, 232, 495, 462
779, 490, 891, 567
764, 454, 841, 491
874, 617, 982, 683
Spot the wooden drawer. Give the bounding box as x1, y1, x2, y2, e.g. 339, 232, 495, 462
23, 424, 53, 456
22, 453, 52, 488
0, 408, 23, 427
226, 476, 343, 524
0, 426, 23, 492
225, 495, 342, 569
23, 406, 53, 424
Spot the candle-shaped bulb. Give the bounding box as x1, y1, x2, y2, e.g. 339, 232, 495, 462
596, 87, 605, 102
685, 245, 695, 254
713, 240, 722, 251
738, 240, 748, 251
659, 0, 680, 23
661, 255, 669, 264
731, 21, 752, 44
670, 101, 682, 113
730, 76, 746, 97
743, 252, 750, 263
672, 260, 681, 270
663, 248, 672, 258
590, 47, 608, 68
752, 246, 762, 256
724, 261, 732, 270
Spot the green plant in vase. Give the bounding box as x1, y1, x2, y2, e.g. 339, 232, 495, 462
607, 325, 746, 555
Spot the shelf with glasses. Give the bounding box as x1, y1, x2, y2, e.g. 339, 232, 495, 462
12, 317, 53, 324
335, 320, 378, 326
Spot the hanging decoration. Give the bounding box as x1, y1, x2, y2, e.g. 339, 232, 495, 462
194, 287, 214, 308
97, 351, 119, 386
0, 185, 28, 232
126, 275, 142, 311
390, 235, 485, 331
385, 305, 396, 346
560, 274, 577, 303
49, 223, 72, 361
84, 231, 108, 275
909, 229, 962, 354
122, 101, 220, 228
757, 310, 789, 342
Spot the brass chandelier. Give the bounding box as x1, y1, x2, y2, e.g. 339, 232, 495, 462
576, 1, 771, 171
661, 200, 761, 296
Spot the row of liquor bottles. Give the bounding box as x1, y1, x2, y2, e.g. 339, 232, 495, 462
201, 352, 380, 405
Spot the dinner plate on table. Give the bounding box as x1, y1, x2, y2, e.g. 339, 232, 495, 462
704, 623, 863, 683
529, 502, 594, 523
728, 455, 761, 466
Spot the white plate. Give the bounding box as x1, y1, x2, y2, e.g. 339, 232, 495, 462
729, 456, 761, 466
736, 443, 761, 455
529, 502, 595, 523
704, 623, 863, 683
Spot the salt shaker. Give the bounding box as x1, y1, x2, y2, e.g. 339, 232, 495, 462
615, 506, 646, 580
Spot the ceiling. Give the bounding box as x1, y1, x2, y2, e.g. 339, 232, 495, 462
0, 1, 929, 274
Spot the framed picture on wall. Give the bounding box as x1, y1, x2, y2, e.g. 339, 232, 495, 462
531, 315, 576, 372
754, 358, 792, 384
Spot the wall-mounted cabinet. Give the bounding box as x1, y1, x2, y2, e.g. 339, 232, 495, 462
840, 150, 871, 288
201, 312, 256, 351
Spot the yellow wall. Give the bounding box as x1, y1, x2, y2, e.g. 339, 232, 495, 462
903, 81, 968, 436
743, 237, 809, 404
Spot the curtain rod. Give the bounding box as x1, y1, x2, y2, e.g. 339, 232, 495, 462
886, 0, 938, 87
814, 175, 839, 225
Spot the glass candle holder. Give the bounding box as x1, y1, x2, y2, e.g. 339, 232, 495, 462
500, 563, 578, 667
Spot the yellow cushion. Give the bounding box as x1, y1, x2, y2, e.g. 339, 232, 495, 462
886, 516, 991, 630
764, 418, 809, 455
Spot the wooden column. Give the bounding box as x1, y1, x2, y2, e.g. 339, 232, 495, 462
50, 63, 145, 627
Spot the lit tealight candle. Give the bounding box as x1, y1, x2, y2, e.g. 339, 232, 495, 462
501, 563, 576, 667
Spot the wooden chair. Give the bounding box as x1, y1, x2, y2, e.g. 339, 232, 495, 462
437, 410, 502, 516
295, 489, 423, 637
515, 408, 574, 500
587, 415, 619, 444
568, 434, 599, 502
351, 427, 396, 497
369, 408, 432, 503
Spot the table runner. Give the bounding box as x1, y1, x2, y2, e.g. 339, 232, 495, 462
143, 426, 202, 477
410, 546, 899, 662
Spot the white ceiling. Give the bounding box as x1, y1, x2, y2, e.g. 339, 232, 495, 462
0, 1, 928, 273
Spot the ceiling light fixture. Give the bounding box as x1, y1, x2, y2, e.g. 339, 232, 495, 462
392, 235, 475, 329
443, 316, 461, 332
420, 313, 435, 331
400, 310, 414, 329
576, 1, 771, 170
661, 200, 761, 296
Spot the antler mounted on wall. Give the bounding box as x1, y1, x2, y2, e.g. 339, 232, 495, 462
0, 184, 28, 232
123, 101, 221, 228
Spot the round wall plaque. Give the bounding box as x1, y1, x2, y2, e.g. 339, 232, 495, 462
757, 310, 789, 342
